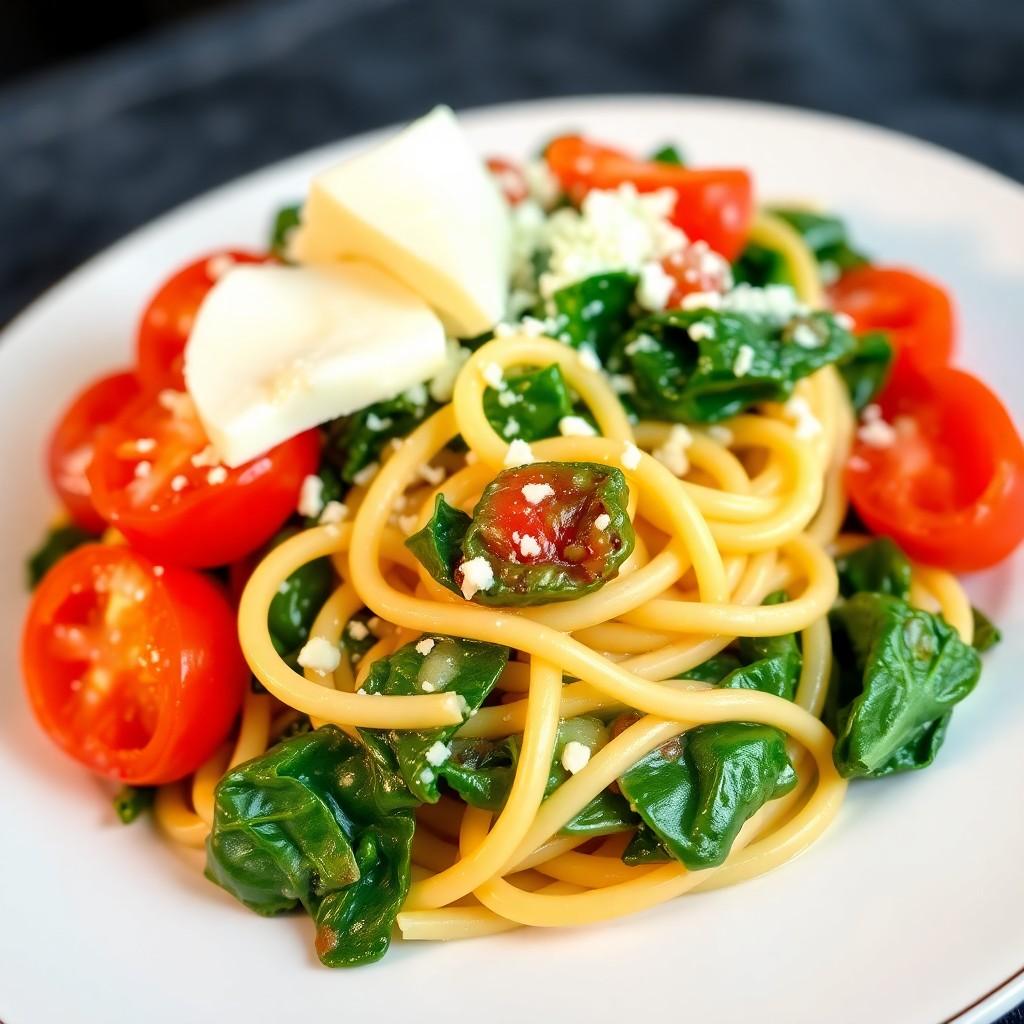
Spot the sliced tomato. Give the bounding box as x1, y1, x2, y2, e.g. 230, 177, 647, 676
486, 157, 528, 205
87, 389, 320, 567
846, 359, 1024, 572
136, 250, 266, 390
544, 135, 754, 261
829, 266, 954, 369
22, 544, 247, 784
47, 370, 142, 532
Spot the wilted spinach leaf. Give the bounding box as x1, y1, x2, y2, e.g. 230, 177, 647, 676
27, 523, 95, 589
828, 593, 981, 778
837, 330, 893, 411
206, 726, 414, 967
269, 202, 302, 262
547, 271, 638, 361
483, 363, 574, 442
835, 537, 911, 600
405, 494, 472, 598
971, 607, 1002, 653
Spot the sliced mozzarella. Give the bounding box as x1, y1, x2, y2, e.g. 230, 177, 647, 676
292, 105, 510, 337
184, 262, 445, 467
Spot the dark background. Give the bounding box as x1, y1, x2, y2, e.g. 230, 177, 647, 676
1, 1, 1022, 1018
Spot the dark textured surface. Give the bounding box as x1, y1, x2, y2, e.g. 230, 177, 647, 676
1, 1, 1023, 1017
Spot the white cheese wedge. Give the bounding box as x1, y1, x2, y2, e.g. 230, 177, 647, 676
184, 262, 445, 467
292, 105, 510, 337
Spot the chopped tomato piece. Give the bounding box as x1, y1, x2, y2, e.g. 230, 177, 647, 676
47, 370, 142, 532
545, 135, 754, 260
486, 157, 528, 205
22, 545, 247, 783
846, 359, 1024, 572
136, 250, 267, 390
87, 389, 320, 567
829, 266, 954, 369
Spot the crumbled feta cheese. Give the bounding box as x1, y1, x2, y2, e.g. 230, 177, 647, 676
594, 512, 611, 530
621, 441, 642, 470
681, 290, 723, 311
523, 159, 561, 209
135, 437, 156, 454
403, 382, 429, 407
625, 333, 659, 356
169, 474, 188, 493
706, 424, 734, 446
733, 344, 755, 377
848, 454, 871, 472
519, 534, 542, 557
785, 396, 822, 440
610, 374, 635, 395
429, 339, 472, 403
366, 411, 393, 432
559, 415, 597, 437
417, 463, 446, 486
857, 416, 897, 448
347, 620, 370, 642
577, 346, 602, 372
319, 500, 348, 525
134, 461, 152, 479
297, 474, 325, 517
652, 424, 693, 477
521, 482, 555, 505
297, 636, 341, 675
862, 403, 883, 422
425, 741, 451, 768
791, 322, 823, 349
157, 389, 196, 419
481, 361, 506, 390
561, 740, 592, 775
502, 417, 521, 438
520, 315, 549, 337
190, 444, 220, 468
688, 320, 716, 342
352, 462, 379, 487
504, 439, 535, 468
419, 768, 435, 785
493, 321, 516, 338
636, 260, 675, 311
459, 556, 495, 600
207, 466, 228, 485
497, 389, 520, 408
539, 183, 687, 297
834, 311, 855, 331
415, 638, 436, 656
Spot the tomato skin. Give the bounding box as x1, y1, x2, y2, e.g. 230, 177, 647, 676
47, 370, 142, 532
829, 266, 954, 369
136, 250, 266, 391
545, 136, 754, 260
22, 545, 247, 784
846, 359, 1024, 572
486, 157, 528, 205
87, 392, 321, 568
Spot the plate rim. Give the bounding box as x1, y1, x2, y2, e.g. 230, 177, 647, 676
1, 93, 1021, 1024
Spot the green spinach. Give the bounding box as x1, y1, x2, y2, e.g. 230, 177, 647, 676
608, 308, 855, 423
835, 537, 912, 600
483, 364, 574, 443
360, 636, 509, 802
547, 271, 638, 361
113, 785, 154, 824
27, 523, 95, 588
971, 607, 1002, 653
837, 330, 893, 411
619, 723, 796, 869
206, 726, 414, 967
269, 203, 302, 262
828, 593, 981, 778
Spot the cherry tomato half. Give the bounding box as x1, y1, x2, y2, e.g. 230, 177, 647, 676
22, 544, 247, 784
486, 157, 528, 205
829, 266, 954, 369
87, 389, 320, 567
136, 250, 266, 391
545, 135, 754, 261
846, 359, 1024, 572
47, 370, 142, 533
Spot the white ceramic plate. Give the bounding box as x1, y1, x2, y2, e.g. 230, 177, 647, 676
1, 96, 1022, 1024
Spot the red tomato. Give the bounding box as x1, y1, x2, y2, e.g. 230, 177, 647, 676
87, 389, 320, 567
22, 544, 247, 784
829, 266, 954, 369
544, 135, 754, 261
136, 250, 266, 390
846, 359, 1024, 572
47, 370, 142, 532
486, 157, 528, 205
661, 242, 733, 307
